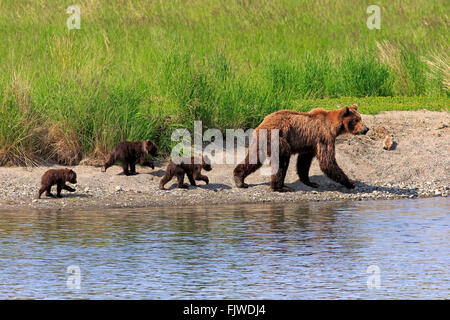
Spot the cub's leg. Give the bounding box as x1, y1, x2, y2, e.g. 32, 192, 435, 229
130, 162, 138, 175
45, 186, 54, 197
187, 172, 196, 186
56, 183, 63, 198
159, 170, 174, 190
63, 185, 76, 192
140, 156, 155, 169
176, 172, 188, 189
193, 167, 209, 185
37, 185, 50, 199
121, 161, 131, 176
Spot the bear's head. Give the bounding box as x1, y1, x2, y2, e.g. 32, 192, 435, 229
340, 104, 369, 135
143, 140, 158, 156
65, 169, 77, 184
202, 155, 212, 171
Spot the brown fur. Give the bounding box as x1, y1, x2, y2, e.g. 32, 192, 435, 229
102, 139, 158, 175
159, 156, 212, 190
233, 104, 369, 192
37, 168, 77, 199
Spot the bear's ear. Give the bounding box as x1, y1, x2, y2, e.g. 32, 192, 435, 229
350, 104, 358, 110
341, 106, 350, 116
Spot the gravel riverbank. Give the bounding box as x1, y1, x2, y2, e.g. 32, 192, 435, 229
0, 110, 448, 211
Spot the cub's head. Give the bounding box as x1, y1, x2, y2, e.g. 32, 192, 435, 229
143, 140, 158, 156
65, 169, 77, 184
340, 104, 369, 135
202, 155, 212, 171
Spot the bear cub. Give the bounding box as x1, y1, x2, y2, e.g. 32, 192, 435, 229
159, 155, 212, 190
37, 168, 77, 199
102, 139, 158, 176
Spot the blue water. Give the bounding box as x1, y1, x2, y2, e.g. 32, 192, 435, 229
0, 198, 448, 299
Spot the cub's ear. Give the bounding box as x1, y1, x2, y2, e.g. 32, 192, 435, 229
341, 106, 350, 116
350, 104, 358, 110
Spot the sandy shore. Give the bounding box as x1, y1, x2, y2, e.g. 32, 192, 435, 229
0, 110, 448, 211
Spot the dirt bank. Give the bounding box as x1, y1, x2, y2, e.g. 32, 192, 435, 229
0, 110, 448, 211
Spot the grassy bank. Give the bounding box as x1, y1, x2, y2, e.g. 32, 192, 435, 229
0, 0, 448, 165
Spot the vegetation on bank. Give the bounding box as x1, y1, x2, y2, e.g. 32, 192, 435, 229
0, 0, 448, 165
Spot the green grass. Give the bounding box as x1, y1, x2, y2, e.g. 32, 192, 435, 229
0, 0, 448, 164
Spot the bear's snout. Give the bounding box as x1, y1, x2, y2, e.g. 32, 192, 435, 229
360, 126, 369, 135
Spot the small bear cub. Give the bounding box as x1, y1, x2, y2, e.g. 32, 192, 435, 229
159, 155, 212, 190
102, 139, 158, 176
37, 168, 77, 199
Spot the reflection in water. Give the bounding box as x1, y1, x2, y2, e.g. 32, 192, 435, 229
0, 198, 448, 299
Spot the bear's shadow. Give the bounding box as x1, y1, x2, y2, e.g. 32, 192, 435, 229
116, 168, 165, 177
165, 183, 231, 191
147, 169, 166, 177
247, 175, 418, 196
41, 193, 92, 199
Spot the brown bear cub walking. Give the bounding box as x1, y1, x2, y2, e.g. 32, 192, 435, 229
37, 168, 77, 199
233, 104, 369, 192
102, 139, 158, 176
159, 156, 212, 190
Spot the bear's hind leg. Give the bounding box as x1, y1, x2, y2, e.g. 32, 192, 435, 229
121, 161, 131, 176
45, 186, 54, 197
271, 154, 293, 192
159, 170, 173, 190
233, 154, 262, 188
37, 185, 47, 199
130, 162, 138, 175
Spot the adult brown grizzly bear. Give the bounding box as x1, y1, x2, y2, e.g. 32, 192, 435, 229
159, 155, 212, 190
233, 104, 369, 192
37, 168, 77, 199
102, 139, 158, 176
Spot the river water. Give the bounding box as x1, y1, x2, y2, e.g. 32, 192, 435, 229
0, 198, 448, 299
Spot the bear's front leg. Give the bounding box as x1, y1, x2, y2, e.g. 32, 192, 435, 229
187, 172, 197, 186
317, 144, 355, 189
140, 156, 154, 169
296, 153, 319, 188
